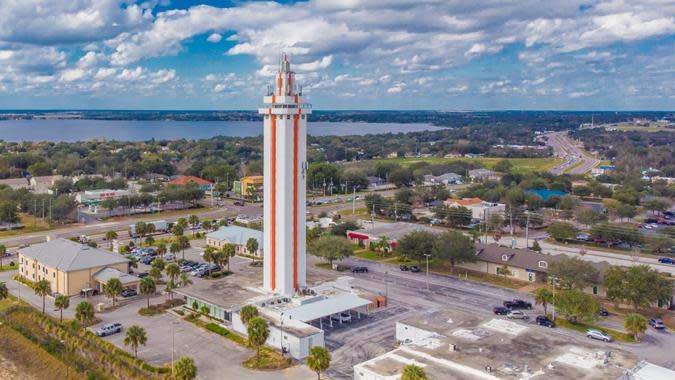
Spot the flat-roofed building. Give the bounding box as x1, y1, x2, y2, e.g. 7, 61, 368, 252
18, 238, 132, 296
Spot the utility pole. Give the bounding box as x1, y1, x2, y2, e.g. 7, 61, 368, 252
394, 203, 398, 221
280, 312, 285, 356
352, 186, 356, 214
509, 206, 515, 249
525, 211, 530, 249
371, 203, 376, 234
424, 254, 431, 291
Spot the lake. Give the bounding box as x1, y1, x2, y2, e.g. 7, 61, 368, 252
0, 119, 442, 142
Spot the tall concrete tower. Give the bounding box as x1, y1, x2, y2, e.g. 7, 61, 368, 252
259, 54, 311, 296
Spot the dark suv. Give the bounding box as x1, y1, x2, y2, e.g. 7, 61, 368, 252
351, 266, 368, 273
493, 306, 509, 315
503, 299, 532, 310
536, 315, 555, 328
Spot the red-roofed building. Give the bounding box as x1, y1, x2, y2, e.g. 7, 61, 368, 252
444, 197, 482, 207
168, 176, 213, 191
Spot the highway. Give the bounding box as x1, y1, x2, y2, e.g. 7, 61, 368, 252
543, 131, 600, 175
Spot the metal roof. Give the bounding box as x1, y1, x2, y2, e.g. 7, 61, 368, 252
282, 293, 372, 322
93, 267, 139, 285
19, 238, 129, 272
206, 225, 263, 248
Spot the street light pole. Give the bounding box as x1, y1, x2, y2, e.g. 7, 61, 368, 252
424, 254, 431, 291
384, 271, 388, 306
280, 312, 284, 355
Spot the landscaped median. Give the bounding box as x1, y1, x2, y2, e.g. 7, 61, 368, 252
554, 318, 636, 343
0, 297, 170, 380
183, 310, 294, 370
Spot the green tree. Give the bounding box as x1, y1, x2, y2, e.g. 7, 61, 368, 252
170, 241, 180, 257
307, 346, 331, 380
203, 246, 216, 276
308, 235, 354, 267
179, 272, 192, 288
533, 287, 553, 316
124, 325, 147, 358
134, 221, 147, 241
173, 356, 197, 380
624, 313, 648, 342
177, 235, 190, 260
531, 240, 542, 252
149, 267, 162, 283
34, 279, 51, 314
104, 231, 118, 248
497, 264, 512, 277
247, 317, 270, 364
574, 208, 607, 227
431, 230, 475, 270
54, 294, 70, 322
152, 257, 166, 272
222, 243, 236, 272
201, 220, 212, 232
0, 282, 8, 301
0, 201, 18, 224
188, 214, 200, 237
547, 222, 578, 241
246, 237, 259, 259
401, 364, 428, 380
145, 236, 155, 247
176, 217, 188, 230
156, 242, 167, 258
75, 301, 95, 326
603, 265, 673, 311
104, 278, 123, 307
494, 159, 513, 173
445, 206, 472, 227
144, 223, 156, 244
239, 305, 259, 325
166, 263, 180, 284
172, 224, 184, 237
0, 244, 6, 269
139, 277, 156, 308
554, 289, 599, 323
548, 256, 599, 290
396, 231, 435, 264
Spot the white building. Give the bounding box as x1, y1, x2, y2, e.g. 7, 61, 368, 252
259, 54, 311, 296
205, 225, 263, 257
76, 189, 130, 204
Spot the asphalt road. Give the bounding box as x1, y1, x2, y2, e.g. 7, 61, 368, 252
543, 132, 600, 175
324, 256, 675, 378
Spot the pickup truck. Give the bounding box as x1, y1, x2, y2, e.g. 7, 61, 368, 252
503, 299, 533, 310
95, 323, 122, 337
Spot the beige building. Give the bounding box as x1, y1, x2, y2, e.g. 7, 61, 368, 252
205, 225, 263, 257
18, 238, 133, 296
457, 243, 554, 283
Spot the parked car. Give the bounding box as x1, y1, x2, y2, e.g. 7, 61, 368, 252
409, 266, 421, 273
503, 299, 532, 310
399, 265, 409, 271
649, 318, 665, 330
136, 272, 148, 278
233, 201, 244, 206
576, 233, 591, 241
351, 266, 369, 273
164, 254, 176, 262
121, 288, 137, 298
586, 329, 612, 342
95, 323, 122, 337
535, 315, 556, 328
593, 239, 607, 244
507, 310, 529, 320
140, 256, 156, 265
644, 218, 659, 224
330, 312, 352, 323
657, 257, 674, 264
599, 307, 609, 317
493, 306, 509, 315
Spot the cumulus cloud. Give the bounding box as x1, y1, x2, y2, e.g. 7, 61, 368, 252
206, 33, 222, 43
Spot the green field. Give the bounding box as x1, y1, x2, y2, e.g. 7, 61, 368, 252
344, 156, 563, 173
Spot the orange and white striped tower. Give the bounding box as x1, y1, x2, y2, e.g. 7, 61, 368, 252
259, 54, 311, 296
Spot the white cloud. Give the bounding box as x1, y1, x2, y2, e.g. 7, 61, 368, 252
149, 69, 176, 84
60, 68, 86, 82
207, 33, 222, 43
117, 67, 144, 81
94, 67, 116, 80
387, 86, 402, 93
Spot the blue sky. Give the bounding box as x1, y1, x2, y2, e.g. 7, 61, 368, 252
0, 1, 674, 110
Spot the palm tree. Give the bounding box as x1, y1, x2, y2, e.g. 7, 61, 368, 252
145, 223, 156, 245
222, 244, 235, 272
149, 267, 162, 283
624, 313, 648, 341
179, 273, 192, 288
135, 221, 147, 242
145, 235, 155, 247
124, 325, 147, 358
247, 317, 270, 364
173, 356, 197, 380
188, 214, 199, 237
54, 294, 70, 322
170, 242, 180, 258
166, 263, 180, 284
307, 346, 331, 380
203, 246, 215, 276
104, 278, 123, 307
246, 238, 259, 262
0, 281, 9, 301
104, 231, 118, 248
177, 236, 190, 260
239, 305, 259, 325
0, 244, 6, 268
165, 280, 176, 300
34, 279, 51, 314
172, 224, 184, 237
534, 288, 553, 316
139, 277, 156, 308
156, 242, 167, 258
75, 301, 95, 326
152, 258, 166, 272
401, 364, 427, 380
201, 220, 212, 232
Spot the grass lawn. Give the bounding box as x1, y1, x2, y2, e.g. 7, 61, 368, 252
554, 318, 635, 343
344, 156, 563, 173
354, 249, 391, 261
0, 263, 18, 271
336, 206, 370, 219
0, 214, 55, 238
242, 350, 293, 370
